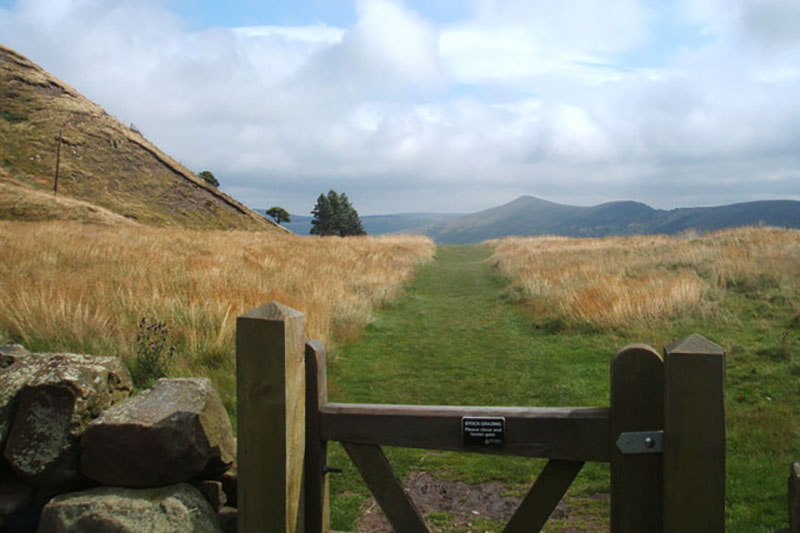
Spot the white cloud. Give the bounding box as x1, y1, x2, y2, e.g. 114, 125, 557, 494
675, 0, 800, 52
440, 26, 623, 85
291, 0, 442, 102
0, 0, 798, 214
469, 0, 651, 53
737, 0, 800, 50
351, 0, 441, 85
439, 0, 650, 85
542, 105, 614, 160
234, 25, 344, 45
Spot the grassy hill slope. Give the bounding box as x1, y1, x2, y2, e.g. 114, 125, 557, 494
0, 44, 281, 231
0, 178, 138, 226
651, 200, 800, 233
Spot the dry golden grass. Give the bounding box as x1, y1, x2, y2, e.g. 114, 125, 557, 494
488, 226, 800, 328
0, 221, 434, 401
0, 181, 140, 226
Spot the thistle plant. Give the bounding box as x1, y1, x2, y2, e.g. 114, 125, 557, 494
132, 318, 176, 388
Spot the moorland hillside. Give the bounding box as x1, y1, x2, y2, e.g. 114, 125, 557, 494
0, 44, 280, 231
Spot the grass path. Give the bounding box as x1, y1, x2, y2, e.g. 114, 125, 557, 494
328, 245, 613, 530
328, 244, 800, 532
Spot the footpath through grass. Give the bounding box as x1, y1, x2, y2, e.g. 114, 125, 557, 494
328, 242, 800, 532
327, 245, 613, 531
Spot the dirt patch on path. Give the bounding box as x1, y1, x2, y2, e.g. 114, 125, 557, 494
354, 471, 609, 532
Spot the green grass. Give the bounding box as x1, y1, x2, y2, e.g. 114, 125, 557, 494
327, 246, 614, 530
327, 244, 800, 531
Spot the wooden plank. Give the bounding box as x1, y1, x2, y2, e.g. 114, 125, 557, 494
342, 443, 429, 533
504, 459, 584, 532
609, 344, 664, 533
663, 334, 726, 533
321, 404, 610, 462
790, 461, 800, 533
304, 340, 330, 533
236, 302, 306, 533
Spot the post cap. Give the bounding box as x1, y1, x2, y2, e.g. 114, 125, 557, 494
665, 333, 725, 356
241, 301, 303, 321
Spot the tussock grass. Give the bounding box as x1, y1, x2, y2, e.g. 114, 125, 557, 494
0, 180, 139, 226
488, 227, 800, 329
485, 227, 800, 532
0, 221, 434, 411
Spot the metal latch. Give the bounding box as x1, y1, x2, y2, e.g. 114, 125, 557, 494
616, 430, 664, 454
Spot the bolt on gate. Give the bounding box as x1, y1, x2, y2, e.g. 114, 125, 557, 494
236, 302, 725, 532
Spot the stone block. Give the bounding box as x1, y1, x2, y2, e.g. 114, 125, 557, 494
3, 353, 132, 486
81, 378, 235, 487
38, 483, 221, 532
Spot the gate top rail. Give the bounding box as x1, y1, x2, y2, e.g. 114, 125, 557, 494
319, 402, 611, 462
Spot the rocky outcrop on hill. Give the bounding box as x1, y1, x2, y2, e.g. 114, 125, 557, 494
81, 377, 235, 487
38, 483, 221, 532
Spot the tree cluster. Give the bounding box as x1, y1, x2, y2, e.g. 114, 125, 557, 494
197, 170, 219, 188
310, 190, 366, 236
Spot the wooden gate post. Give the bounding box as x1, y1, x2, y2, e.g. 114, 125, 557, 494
237, 302, 306, 533
305, 340, 330, 532
609, 344, 664, 533
663, 334, 726, 533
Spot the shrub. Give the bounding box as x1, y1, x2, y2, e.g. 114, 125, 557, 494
132, 318, 175, 388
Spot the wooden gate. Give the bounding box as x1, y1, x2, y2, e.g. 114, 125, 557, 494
236, 302, 725, 532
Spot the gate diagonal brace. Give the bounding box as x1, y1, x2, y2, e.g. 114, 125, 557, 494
616, 430, 664, 454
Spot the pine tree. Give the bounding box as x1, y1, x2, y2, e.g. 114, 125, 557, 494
310, 190, 366, 236
326, 190, 343, 235
338, 193, 366, 236
310, 193, 334, 236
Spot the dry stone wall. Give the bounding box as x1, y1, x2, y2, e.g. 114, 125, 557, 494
0, 345, 237, 533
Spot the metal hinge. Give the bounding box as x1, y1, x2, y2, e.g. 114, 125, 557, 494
616, 430, 664, 454
322, 465, 343, 474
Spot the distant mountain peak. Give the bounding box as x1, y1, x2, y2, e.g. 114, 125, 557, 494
509, 195, 557, 205
417, 195, 800, 244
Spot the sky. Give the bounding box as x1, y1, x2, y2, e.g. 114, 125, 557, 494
1, 0, 799, 215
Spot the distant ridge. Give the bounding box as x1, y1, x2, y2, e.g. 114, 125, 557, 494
267, 211, 457, 236
0, 44, 281, 231
416, 195, 800, 244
